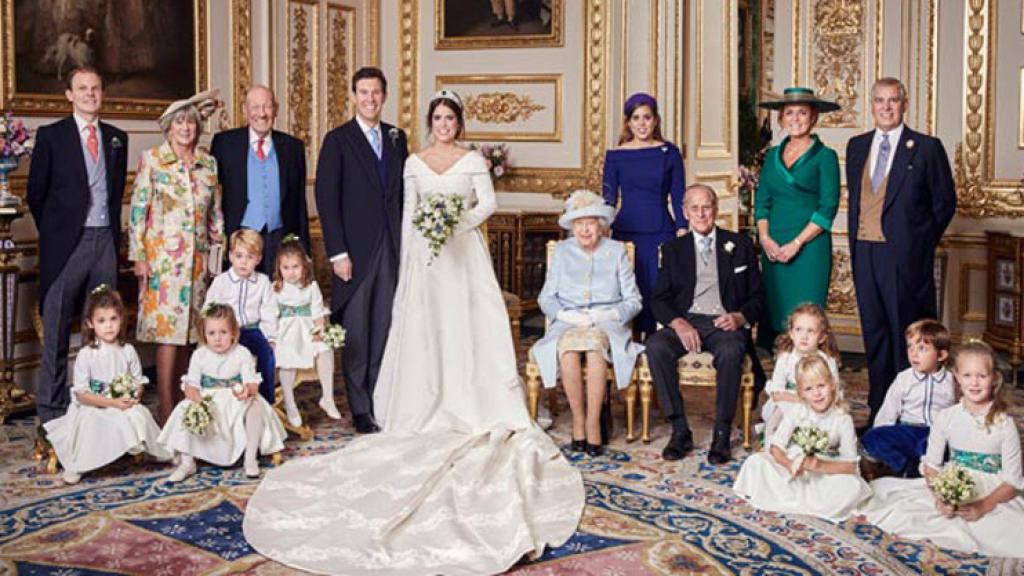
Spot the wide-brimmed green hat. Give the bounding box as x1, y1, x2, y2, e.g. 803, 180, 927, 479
758, 87, 840, 112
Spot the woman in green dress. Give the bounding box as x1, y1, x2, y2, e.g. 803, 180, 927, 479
755, 88, 841, 346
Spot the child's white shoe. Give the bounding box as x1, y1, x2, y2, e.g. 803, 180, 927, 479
285, 404, 303, 427
167, 456, 197, 482
244, 460, 261, 479
319, 396, 342, 420
62, 470, 81, 485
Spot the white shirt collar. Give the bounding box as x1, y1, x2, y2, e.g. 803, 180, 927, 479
912, 366, 946, 382
691, 227, 717, 246
355, 115, 381, 135
228, 268, 257, 284
249, 128, 274, 150
73, 113, 99, 134
874, 123, 904, 146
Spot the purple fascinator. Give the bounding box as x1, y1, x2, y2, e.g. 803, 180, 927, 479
624, 92, 657, 116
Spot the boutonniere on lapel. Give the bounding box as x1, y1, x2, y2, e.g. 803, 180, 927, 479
905, 139, 915, 150
724, 240, 736, 255
110, 136, 123, 150
388, 127, 400, 148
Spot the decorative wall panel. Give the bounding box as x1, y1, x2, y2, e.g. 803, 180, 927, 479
811, 0, 864, 128
435, 75, 562, 142
326, 4, 356, 129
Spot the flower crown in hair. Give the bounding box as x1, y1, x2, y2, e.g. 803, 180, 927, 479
201, 302, 219, 318
430, 89, 462, 109
282, 233, 302, 245
91, 283, 112, 296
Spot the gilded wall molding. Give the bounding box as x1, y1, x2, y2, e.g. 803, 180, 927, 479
464, 93, 545, 124
954, 0, 1024, 218
326, 4, 355, 130
398, 0, 419, 149
812, 0, 864, 128
793, 0, 802, 85
287, 0, 319, 160
232, 0, 253, 128
695, 0, 733, 159
926, 0, 938, 134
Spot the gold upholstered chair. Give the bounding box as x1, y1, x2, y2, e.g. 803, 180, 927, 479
523, 240, 651, 442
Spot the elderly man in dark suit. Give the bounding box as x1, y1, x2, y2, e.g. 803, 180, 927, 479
27, 66, 128, 426
211, 85, 308, 273
315, 67, 408, 434
644, 184, 765, 465
846, 77, 956, 420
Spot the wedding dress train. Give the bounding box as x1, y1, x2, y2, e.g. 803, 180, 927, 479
243, 151, 585, 575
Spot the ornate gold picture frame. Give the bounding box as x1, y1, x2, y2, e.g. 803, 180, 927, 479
0, 0, 208, 118
435, 74, 562, 142
435, 0, 563, 50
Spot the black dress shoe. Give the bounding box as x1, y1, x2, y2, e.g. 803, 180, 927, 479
707, 429, 732, 465
585, 442, 604, 457
507, 18, 519, 31
353, 414, 381, 434
661, 430, 694, 461
570, 439, 586, 452
490, 15, 504, 27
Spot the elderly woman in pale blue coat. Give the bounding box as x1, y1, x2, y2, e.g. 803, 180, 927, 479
532, 190, 643, 456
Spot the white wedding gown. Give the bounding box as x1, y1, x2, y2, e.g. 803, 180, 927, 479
243, 151, 585, 576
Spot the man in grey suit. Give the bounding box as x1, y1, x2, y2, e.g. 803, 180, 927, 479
27, 66, 129, 428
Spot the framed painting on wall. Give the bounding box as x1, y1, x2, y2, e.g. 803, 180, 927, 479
1, 0, 208, 118
435, 0, 563, 50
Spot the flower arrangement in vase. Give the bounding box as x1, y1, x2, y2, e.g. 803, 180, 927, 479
0, 112, 35, 207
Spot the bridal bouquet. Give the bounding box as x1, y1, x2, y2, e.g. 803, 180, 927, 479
412, 193, 465, 263
183, 396, 214, 435
318, 323, 346, 349
109, 373, 141, 400
790, 426, 830, 456
930, 464, 975, 506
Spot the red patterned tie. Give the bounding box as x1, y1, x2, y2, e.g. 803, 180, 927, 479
256, 137, 266, 161
86, 125, 99, 161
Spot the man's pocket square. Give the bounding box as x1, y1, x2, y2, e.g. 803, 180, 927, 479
734, 265, 748, 273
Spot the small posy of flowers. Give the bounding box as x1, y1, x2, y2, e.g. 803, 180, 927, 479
317, 323, 347, 349
0, 111, 34, 160
183, 395, 215, 435
930, 463, 976, 506
109, 373, 141, 400
790, 426, 830, 456
412, 192, 465, 264
473, 143, 510, 180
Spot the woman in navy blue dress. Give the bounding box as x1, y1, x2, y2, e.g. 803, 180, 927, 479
602, 93, 687, 336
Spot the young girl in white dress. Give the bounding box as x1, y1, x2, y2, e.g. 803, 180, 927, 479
761, 303, 841, 442
44, 286, 171, 485
860, 340, 1024, 557
272, 236, 341, 427
735, 354, 870, 521
159, 304, 286, 481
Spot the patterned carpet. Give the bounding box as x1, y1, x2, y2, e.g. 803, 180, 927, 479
2, 370, 1023, 575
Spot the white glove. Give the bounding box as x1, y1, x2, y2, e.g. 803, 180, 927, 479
588, 308, 620, 324
556, 309, 593, 327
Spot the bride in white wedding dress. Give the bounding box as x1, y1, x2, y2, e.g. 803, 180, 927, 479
243, 90, 585, 576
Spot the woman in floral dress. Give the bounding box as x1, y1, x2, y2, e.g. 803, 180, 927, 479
129, 90, 223, 422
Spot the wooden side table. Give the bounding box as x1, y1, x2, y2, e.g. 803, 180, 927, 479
0, 205, 29, 424
985, 231, 1024, 385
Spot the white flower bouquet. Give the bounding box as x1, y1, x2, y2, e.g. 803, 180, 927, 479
790, 426, 830, 456
183, 396, 214, 435
412, 192, 465, 263
109, 373, 141, 399
930, 464, 976, 506
320, 323, 346, 349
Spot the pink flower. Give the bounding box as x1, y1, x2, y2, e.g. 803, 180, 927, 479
493, 165, 505, 178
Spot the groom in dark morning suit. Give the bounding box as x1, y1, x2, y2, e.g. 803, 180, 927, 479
27, 66, 128, 427
846, 77, 955, 419
315, 67, 408, 433
211, 85, 309, 273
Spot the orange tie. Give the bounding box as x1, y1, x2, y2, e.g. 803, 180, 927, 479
86, 125, 99, 161
256, 137, 266, 160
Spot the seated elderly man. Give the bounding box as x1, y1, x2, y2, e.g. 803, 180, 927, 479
531, 190, 644, 456
646, 184, 765, 464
